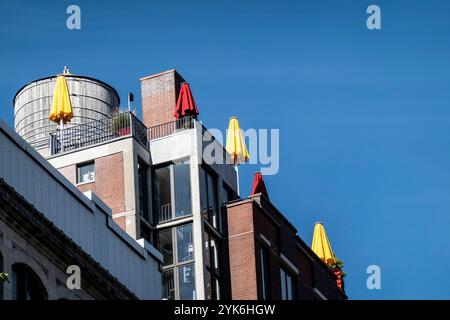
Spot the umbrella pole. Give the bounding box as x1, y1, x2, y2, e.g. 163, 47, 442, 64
235, 164, 240, 196
60, 119, 64, 153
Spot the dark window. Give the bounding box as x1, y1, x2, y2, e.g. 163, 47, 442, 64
260, 246, 271, 300
153, 165, 172, 222
140, 222, 153, 244
158, 223, 195, 300
77, 162, 95, 184
138, 160, 150, 221
204, 230, 221, 300
12, 264, 47, 300
163, 269, 175, 300
153, 162, 192, 223
200, 167, 219, 229
173, 163, 192, 218
280, 267, 295, 300
178, 264, 196, 300
159, 229, 173, 265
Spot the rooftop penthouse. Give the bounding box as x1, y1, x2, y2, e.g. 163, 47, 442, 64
1, 68, 346, 301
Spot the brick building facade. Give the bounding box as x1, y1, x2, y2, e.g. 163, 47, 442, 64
225, 194, 346, 300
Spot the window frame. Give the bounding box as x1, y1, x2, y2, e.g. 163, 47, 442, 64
137, 159, 150, 222
259, 244, 271, 300
153, 160, 193, 224
204, 228, 221, 300
158, 223, 196, 300
76, 161, 95, 184
280, 266, 296, 300
199, 165, 220, 231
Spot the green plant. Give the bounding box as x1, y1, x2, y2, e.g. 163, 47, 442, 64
111, 113, 130, 134
0, 272, 9, 283
330, 257, 347, 278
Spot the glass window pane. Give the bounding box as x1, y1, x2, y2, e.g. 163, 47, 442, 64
200, 167, 208, 219
158, 229, 173, 265
178, 264, 196, 300
162, 269, 175, 300
138, 161, 149, 221
260, 246, 270, 300
78, 163, 95, 183
205, 269, 212, 300
204, 231, 210, 268
287, 273, 293, 300
174, 164, 192, 217
177, 224, 194, 263
207, 174, 218, 228
280, 269, 287, 300
154, 166, 172, 222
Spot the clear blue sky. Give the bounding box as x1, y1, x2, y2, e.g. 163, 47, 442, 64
1, 0, 450, 299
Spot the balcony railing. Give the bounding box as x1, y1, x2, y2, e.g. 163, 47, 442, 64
147, 116, 195, 141
50, 112, 148, 155
158, 203, 172, 223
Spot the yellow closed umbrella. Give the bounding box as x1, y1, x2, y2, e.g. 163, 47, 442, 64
49, 75, 73, 124
225, 116, 249, 195
49, 69, 73, 152
311, 222, 336, 266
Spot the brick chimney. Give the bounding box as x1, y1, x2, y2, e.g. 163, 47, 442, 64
140, 69, 186, 129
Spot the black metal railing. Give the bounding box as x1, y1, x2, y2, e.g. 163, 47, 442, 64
50, 112, 148, 155
158, 203, 172, 223
147, 116, 195, 141
29, 137, 51, 150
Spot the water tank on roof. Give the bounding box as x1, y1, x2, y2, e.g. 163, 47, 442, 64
13, 73, 120, 156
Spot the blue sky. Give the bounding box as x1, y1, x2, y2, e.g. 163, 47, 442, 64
1, 0, 450, 299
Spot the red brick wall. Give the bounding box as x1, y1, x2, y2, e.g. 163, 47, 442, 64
226, 201, 258, 300
140, 69, 185, 129
57, 153, 126, 231
58, 164, 76, 184
114, 216, 126, 231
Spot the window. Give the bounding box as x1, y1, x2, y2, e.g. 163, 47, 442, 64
158, 223, 196, 300
177, 224, 194, 263
12, 264, 47, 300
173, 163, 192, 218
222, 183, 238, 205
138, 160, 150, 221
163, 269, 175, 300
204, 230, 221, 300
153, 162, 192, 223
153, 165, 172, 222
77, 162, 95, 184
280, 267, 295, 300
200, 167, 219, 229
140, 222, 153, 245
178, 264, 196, 300
260, 246, 271, 300
159, 229, 173, 265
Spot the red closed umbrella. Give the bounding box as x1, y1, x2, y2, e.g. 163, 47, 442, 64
251, 172, 269, 199
174, 82, 199, 119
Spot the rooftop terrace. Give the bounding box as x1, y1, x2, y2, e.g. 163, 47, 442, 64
31, 112, 197, 156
